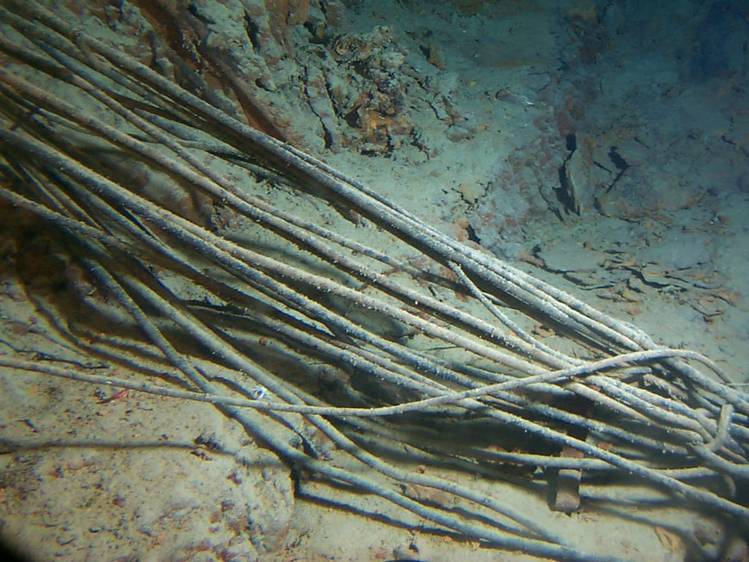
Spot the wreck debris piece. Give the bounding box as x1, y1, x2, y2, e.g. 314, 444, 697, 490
328, 25, 431, 155
559, 132, 623, 217
132, 0, 311, 144
304, 64, 341, 150
2, 2, 749, 559
124, 2, 439, 153
425, 41, 446, 70
561, 139, 587, 215
553, 446, 584, 513
495, 87, 535, 106
215, 57, 296, 143
458, 181, 485, 206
